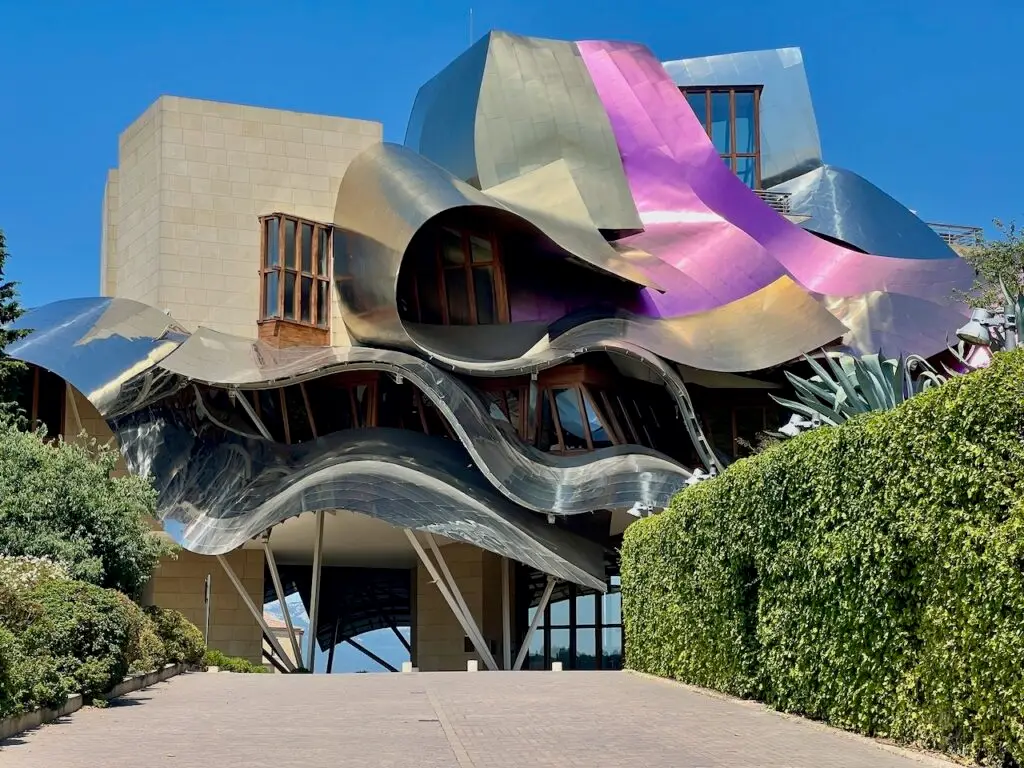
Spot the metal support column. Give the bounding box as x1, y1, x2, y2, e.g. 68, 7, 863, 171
262, 531, 303, 665
306, 510, 325, 671
513, 576, 556, 671
216, 554, 296, 672
347, 638, 399, 672
234, 387, 273, 441
424, 533, 499, 672
501, 557, 512, 670
404, 530, 499, 671
326, 618, 339, 674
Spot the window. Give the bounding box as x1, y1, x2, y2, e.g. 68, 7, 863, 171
260, 214, 331, 327
407, 226, 509, 326
681, 87, 762, 189
526, 577, 623, 671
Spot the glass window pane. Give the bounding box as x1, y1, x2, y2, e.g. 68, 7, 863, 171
333, 230, 350, 276
318, 228, 330, 275
300, 276, 313, 324
736, 157, 756, 189
264, 270, 279, 318
527, 627, 545, 670
576, 629, 597, 670
582, 392, 613, 448
601, 627, 623, 670
440, 227, 465, 265
536, 390, 556, 452
575, 593, 595, 624
505, 389, 522, 436
265, 218, 280, 267
473, 266, 496, 324
720, 155, 733, 172
549, 598, 569, 626
550, 629, 570, 669
444, 268, 471, 324
283, 271, 296, 319
602, 590, 622, 625
316, 281, 329, 327
553, 388, 589, 451
354, 384, 373, 427
469, 234, 493, 263
301, 222, 313, 273
710, 91, 731, 154
734, 91, 756, 154
685, 91, 708, 133
417, 269, 442, 324
284, 219, 297, 269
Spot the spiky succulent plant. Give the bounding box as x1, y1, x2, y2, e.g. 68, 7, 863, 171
770, 351, 950, 428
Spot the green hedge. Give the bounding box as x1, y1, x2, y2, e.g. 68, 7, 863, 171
0, 558, 208, 718
623, 349, 1024, 765
204, 648, 268, 673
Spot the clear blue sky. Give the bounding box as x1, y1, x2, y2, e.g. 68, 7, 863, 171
1, 0, 1019, 307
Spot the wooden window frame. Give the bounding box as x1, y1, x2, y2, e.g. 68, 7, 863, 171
259, 213, 332, 329
681, 86, 762, 189
412, 226, 510, 326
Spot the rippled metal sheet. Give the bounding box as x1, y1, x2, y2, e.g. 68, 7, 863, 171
663, 48, 821, 189
7, 299, 697, 513
405, 31, 641, 232
114, 411, 608, 591
770, 165, 957, 260
575, 39, 972, 358
6, 297, 189, 417
333, 142, 659, 349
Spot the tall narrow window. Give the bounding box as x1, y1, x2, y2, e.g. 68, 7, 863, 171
408, 226, 509, 326
260, 213, 331, 328
681, 86, 762, 189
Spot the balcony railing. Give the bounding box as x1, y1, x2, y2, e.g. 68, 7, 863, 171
927, 222, 983, 246
753, 188, 791, 215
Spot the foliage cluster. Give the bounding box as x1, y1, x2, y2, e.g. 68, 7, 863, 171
0, 420, 171, 597
623, 349, 1024, 765
204, 648, 268, 674
0, 229, 26, 418
0, 557, 207, 719
954, 219, 1024, 310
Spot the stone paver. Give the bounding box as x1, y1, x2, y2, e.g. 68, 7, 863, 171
0, 671, 952, 767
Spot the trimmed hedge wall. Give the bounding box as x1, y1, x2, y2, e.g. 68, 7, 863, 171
623, 349, 1024, 765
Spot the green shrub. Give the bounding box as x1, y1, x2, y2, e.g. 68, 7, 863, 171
0, 624, 69, 717
623, 349, 1024, 765
0, 422, 172, 598
144, 606, 205, 666
130, 614, 168, 674
203, 647, 267, 673
14, 579, 143, 701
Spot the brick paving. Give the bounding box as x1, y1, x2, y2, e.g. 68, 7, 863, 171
0, 671, 953, 767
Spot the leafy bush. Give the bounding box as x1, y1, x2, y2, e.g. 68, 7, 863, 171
623, 349, 1024, 765
0, 625, 69, 717
0, 421, 172, 597
204, 648, 267, 673
9, 579, 144, 701
144, 606, 205, 666
130, 614, 168, 675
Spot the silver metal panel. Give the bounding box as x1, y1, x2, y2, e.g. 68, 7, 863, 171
663, 47, 822, 188
405, 31, 641, 231
114, 414, 608, 592
333, 141, 659, 350
8, 299, 697, 516
770, 165, 958, 260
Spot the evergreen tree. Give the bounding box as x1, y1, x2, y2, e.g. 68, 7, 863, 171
0, 229, 27, 417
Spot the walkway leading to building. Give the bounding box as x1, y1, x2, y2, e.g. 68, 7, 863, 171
0, 672, 952, 767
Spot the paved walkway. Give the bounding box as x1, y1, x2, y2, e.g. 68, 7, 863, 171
0, 671, 951, 767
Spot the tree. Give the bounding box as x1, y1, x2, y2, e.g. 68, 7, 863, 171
952, 218, 1024, 310
0, 421, 173, 598
0, 229, 27, 417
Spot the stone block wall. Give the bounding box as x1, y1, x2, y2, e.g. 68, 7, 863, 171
415, 543, 510, 671
102, 96, 382, 342
149, 548, 265, 664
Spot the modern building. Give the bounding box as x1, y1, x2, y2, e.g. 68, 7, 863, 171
8, 32, 973, 672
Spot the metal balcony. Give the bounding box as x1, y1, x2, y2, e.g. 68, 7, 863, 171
753, 188, 792, 215
927, 222, 983, 246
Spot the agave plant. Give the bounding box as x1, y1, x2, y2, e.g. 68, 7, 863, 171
770, 350, 951, 428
